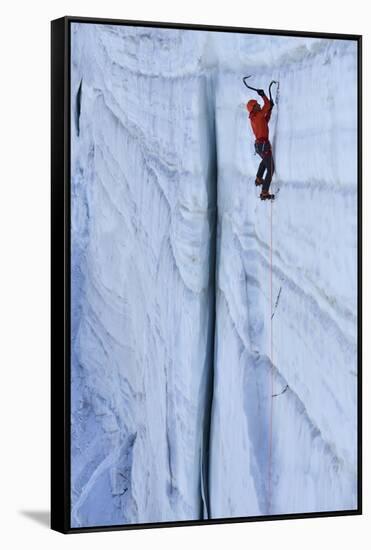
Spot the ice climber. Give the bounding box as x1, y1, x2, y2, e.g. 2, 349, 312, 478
246, 89, 275, 200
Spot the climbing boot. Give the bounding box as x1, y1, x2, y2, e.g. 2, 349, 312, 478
260, 191, 275, 200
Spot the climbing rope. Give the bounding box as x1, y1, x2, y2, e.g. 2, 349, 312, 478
268, 198, 274, 514
267, 78, 279, 513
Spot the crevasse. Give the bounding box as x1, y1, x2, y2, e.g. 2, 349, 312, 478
70, 23, 358, 527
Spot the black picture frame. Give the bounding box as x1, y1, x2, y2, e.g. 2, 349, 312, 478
51, 16, 362, 534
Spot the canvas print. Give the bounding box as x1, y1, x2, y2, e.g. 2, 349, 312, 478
69, 21, 358, 528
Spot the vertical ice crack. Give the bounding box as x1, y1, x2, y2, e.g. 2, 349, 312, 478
200, 62, 218, 520
75, 78, 83, 136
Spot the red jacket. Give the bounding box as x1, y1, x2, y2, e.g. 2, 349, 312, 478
247, 95, 272, 141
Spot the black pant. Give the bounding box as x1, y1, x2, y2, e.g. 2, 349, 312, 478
255, 140, 275, 193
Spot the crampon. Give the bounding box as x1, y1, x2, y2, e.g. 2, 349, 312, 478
260, 192, 275, 200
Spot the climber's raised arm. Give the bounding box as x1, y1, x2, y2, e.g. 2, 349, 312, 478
257, 89, 272, 116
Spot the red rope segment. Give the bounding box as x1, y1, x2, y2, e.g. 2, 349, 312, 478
268, 198, 274, 514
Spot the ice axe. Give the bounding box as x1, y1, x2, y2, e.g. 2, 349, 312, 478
268, 80, 279, 106
242, 75, 260, 92
243, 75, 279, 105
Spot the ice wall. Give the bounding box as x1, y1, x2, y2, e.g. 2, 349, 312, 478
209, 36, 358, 517
70, 24, 217, 526
70, 24, 358, 527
